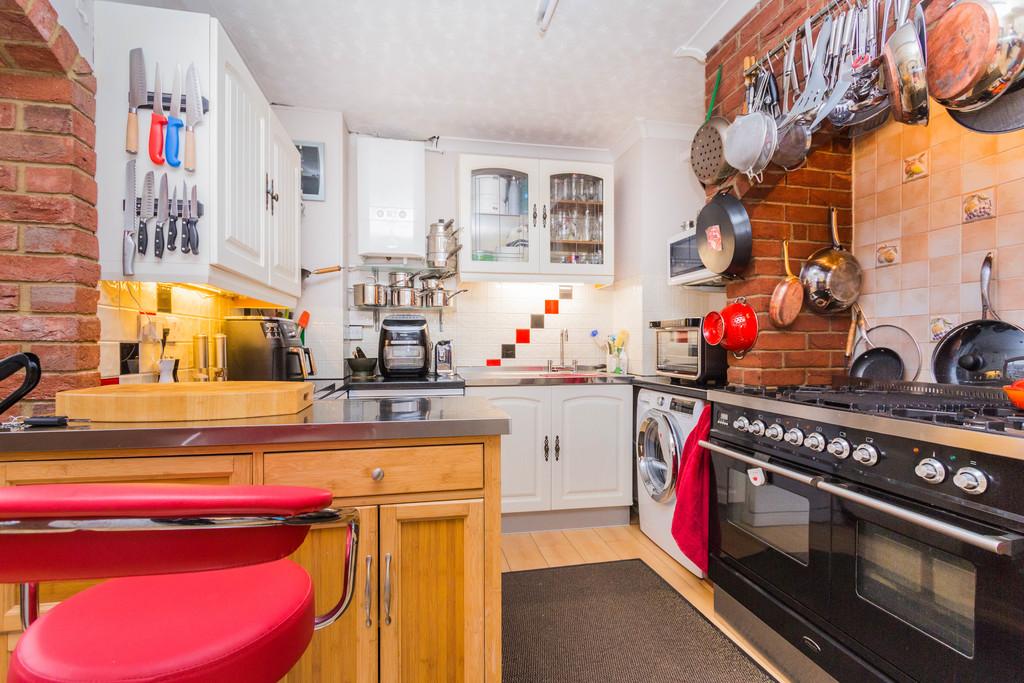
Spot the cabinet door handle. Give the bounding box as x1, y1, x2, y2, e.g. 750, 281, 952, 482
532, 203, 537, 228
555, 435, 560, 461
364, 555, 373, 628
270, 178, 279, 216
265, 173, 271, 211
542, 204, 547, 229
383, 552, 393, 626
544, 435, 549, 462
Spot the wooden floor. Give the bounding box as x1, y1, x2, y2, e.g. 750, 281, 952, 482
502, 525, 791, 683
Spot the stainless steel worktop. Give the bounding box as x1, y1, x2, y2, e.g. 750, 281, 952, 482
0, 397, 510, 454
459, 366, 634, 387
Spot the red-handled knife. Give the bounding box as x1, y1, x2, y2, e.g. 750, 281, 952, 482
148, 63, 166, 165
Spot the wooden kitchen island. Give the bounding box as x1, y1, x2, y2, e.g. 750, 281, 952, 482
0, 397, 510, 683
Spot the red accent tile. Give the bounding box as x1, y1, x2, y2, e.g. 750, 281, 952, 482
544, 299, 559, 314
486, 358, 502, 367
516, 328, 530, 344
100, 377, 119, 385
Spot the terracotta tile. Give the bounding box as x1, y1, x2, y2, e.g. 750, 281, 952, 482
854, 137, 877, 161
877, 139, 900, 166
961, 282, 983, 311
854, 243, 877, 270
929, 225, 962, 258
997, 178, 1024, 214
903, 125, 931, 156
901, 177, 930, 210
876, 186, 902, 218
861, 268, 877, 294
998, 244, 1024, 279
903, 315, 930, 343
961, 155, 999, 193
963, 218, 996, 251
854, 219, 876, 246
901, 287, 930, 315
961, 250, 992, 282
854, 194, 877, 223
876, 160, 901, 192
876, 290, 902, 317
929, 167, 961, 202
996, 211, 1024, 247
929, 284, 961, 314
875, 264, 901, 291
929, 254, 961, 285
902, 233, 929, 261
929, 196, 961, 230
996, 147, 1024, 184
931, 138, 960, 172
997, 128, 1024, 153
902, 261, 929, 288
855, 169, 876, 196
928, 111, 962, 146
900, 205, 929, 236
961, 131, 999, 164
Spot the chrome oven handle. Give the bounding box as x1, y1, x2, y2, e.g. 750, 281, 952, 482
700, 440, 820, 486
817, 480, 1024, 557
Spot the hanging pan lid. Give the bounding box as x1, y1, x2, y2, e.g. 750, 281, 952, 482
696, 193, 752, 277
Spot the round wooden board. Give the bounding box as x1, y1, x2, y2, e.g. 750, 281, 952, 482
927, 0, 998, 101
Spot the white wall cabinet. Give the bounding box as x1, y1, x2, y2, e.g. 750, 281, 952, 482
467, 385, 631, 513
458, 154, 614, 284
95, 1, 301, 306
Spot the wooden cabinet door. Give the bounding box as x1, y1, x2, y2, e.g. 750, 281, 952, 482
550, 385, 632, 510
268, 114, 302, 297
467, 387, 551, 513
213, 22, 269, 281
379, 500, 484, 683
285, 505, 378, 683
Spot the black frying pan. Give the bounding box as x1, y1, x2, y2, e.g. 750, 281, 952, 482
696, 192, 752, 277
0, 352, 41, 415
932, 253, 1024, 384
949, 78, 1024, 134
850, 347, 905, 380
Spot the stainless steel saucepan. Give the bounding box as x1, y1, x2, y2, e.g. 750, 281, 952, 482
800, 207, 863, 313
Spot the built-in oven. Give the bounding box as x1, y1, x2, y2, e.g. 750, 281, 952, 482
708, 438, 832, 615
706, 433, 1024, 682
651, 319, 727, 385
667, 222, 727, 287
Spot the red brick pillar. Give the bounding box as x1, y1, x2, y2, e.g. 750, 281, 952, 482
0, 0, 100, 415
704, 0, 854, 387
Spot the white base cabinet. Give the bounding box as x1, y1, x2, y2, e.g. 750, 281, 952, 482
95, 1, 300, 306
468, 385, 631, 514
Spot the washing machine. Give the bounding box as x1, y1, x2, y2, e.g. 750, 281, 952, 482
635, 388, 706, 578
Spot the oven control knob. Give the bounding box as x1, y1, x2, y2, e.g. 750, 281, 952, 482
915, 458, 946, 484
953, 467, 988, 495
733, 416, 750, 432
852, 444, 879, 466
827, 438, 851, 459
804, 433, 826, 452
748, 420, 766, 437
784, 428, 805, 446
765, 424, 784, 441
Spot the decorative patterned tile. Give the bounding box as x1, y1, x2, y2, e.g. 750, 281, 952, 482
903, 151, 928, 183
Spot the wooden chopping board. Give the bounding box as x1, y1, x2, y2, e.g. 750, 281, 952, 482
56, 381, 314, 423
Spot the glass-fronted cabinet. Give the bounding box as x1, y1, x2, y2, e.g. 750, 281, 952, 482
459, 155, 613, 282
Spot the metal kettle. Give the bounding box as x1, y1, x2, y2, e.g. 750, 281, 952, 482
0, 353, 41, 415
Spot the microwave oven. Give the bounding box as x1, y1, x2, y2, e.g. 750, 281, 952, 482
667, 222, 728, 287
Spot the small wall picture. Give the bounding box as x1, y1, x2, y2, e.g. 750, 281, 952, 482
930, 315, 957, 341
903, 151, 928, 183
962, 189, 995, 223
876, 242, 900, 267
295, 141, 325, 201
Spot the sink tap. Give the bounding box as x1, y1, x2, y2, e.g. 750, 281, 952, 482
546, 329, 577, 372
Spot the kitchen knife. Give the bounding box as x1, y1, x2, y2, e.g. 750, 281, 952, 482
167, 185, 178, 251
148, 64, 166, 165
181, 182, 191, 254
126, 48, 147, 154
138, 170, 155, 255
187, 184, 200, 255
184, 63, 204, 172
155, 173, 168, 258
123, 160, 137, 276
166, 65, 184, 168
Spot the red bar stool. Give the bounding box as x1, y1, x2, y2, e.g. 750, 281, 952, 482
0, 483, 358, 683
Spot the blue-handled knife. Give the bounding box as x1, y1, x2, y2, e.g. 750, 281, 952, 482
165, 65, 184, 168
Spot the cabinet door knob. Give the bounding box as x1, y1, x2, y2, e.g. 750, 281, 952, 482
371, 467, 385, 481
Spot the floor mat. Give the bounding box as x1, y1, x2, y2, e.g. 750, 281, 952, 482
502, 559, 775, 682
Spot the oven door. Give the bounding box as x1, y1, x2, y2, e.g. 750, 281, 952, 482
706, 439, 832, 615
827, 481, 1024, 682
655, 328, 701, 379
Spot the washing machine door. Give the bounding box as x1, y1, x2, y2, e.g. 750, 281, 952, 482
636, 410, 682, 503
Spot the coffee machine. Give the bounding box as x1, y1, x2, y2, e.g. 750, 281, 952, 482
378, 315, 429, 377
225, 316, 316, 381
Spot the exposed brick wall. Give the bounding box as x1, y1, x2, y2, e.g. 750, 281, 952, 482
705, 0, 853, 387
0, 0, 99, 415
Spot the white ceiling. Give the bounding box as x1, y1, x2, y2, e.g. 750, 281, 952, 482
111, 0, 755, 148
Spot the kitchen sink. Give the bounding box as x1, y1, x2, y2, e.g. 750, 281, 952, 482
459, 365, 630, 386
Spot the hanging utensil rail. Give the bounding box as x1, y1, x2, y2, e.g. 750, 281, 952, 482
743, 0, 851, 77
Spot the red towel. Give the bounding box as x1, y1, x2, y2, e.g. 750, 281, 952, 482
671, 404, 712, 574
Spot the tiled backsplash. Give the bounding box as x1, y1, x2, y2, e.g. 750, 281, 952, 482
853, 106, 1024, 382
345, 281, 618, 370
97, 282, 236, 380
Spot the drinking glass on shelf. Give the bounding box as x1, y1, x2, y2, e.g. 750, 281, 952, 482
582, 206, 591, 241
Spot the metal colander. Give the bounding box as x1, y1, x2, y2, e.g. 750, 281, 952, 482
724, 112, 777, 181
690, 117, 735, 185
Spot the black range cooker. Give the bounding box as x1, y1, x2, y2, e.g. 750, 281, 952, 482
705, 380, 1024, 683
